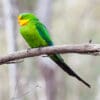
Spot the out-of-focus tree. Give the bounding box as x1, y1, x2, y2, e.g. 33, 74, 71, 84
0, 0, 100, 100
2, 0, 19, 99
36, 0, 57, 100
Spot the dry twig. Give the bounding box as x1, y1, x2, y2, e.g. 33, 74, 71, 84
0, 44, 100, 65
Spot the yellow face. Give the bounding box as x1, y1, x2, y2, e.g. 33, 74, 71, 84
18, 16, 29, 26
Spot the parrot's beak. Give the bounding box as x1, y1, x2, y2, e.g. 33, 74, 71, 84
18, 16, 29, 26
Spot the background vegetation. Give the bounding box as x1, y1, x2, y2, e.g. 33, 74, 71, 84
0, 0, 100, 100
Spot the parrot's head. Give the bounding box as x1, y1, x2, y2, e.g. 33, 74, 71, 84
18, 13, 39, 26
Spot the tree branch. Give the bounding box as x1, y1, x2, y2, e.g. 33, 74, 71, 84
0, 44, 100, 65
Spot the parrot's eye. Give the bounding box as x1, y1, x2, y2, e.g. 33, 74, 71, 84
20, 16, 23, 19
21, 16, 28, 20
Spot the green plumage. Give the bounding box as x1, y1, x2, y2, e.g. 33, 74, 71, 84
18, 13, 90, 88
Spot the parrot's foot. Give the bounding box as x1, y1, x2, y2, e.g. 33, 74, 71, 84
37, 47, 43, 53
38, 47, 42, 51
27, 48, 31, 53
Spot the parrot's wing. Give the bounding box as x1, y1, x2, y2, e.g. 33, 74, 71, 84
36, 22, 53, 46
36, 22, 64, 62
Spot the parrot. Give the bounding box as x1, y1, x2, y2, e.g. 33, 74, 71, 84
18, 13, 90, 88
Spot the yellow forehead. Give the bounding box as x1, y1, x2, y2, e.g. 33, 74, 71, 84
18, 16, 29, 26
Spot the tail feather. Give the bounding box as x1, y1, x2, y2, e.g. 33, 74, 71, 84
50, 54, 91, 88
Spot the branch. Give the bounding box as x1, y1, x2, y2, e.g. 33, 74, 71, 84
0, 44, 100, 65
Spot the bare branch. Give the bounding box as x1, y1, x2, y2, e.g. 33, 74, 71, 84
0, 44, 100, 65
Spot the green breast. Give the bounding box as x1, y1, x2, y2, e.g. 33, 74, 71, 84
20, 23, 48, 48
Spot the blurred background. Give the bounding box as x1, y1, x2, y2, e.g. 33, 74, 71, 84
0, 0, 100, 100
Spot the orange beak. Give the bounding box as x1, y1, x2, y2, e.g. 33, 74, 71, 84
18, 16, 21, 25
18, 16, 29, 26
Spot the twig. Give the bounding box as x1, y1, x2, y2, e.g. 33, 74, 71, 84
0, 44, 100, 65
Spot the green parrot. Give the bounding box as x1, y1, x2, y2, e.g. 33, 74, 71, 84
18, 13, 90, 88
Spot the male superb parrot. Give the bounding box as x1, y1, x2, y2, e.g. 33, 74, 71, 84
18, 13, 90, 88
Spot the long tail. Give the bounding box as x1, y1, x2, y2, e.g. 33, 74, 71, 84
50, 54, 91, 88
